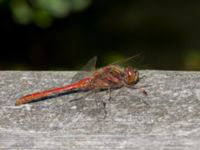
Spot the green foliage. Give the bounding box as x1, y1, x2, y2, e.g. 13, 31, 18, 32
1, 0, 200, 70
2, 0, 92, 27
103, 52, 128, 66
183, 49, 200, 70
36, 0, 71, 17
10, 0, 33, 25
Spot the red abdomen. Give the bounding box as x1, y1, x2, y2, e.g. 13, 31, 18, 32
15, 77, 92, 105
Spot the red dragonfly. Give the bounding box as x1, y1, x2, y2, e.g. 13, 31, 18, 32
15, 56, 146, 105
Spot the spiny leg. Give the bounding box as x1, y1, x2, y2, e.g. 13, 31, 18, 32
94, 88, 112, 118
127, 84, 150, 95
89, 89, 108, 118
107, 88, 112, 101
98, 90, 108, 118
103, 87, 115, 118
102, 88, 115, 118
125, 84, 150, 106
102, 100, 107, 118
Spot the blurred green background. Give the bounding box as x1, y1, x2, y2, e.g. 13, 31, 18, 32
0, 0, 200, 70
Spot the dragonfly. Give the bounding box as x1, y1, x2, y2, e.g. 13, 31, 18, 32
15, 55, 147, 106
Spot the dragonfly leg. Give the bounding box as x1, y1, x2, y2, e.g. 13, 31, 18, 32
102, 88, 114, 118
92, 89, 108, 118
102, 100, 107, 118
94, 90, 100, 106
126, 84, 150, 96
106, 88, 112, 101
139, 75, 147, 81
125, 84, 150, 106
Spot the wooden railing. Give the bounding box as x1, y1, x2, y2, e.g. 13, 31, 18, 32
0, 70, 200, 149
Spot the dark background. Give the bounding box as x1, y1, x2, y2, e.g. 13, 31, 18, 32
0, 0, 200, 70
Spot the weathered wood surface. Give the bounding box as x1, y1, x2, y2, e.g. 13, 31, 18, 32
0, 71, 200, 149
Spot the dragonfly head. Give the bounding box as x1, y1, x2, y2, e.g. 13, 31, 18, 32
124, 66, 139, 85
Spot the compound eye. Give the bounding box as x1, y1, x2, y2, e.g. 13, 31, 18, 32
124, 67, 139, 85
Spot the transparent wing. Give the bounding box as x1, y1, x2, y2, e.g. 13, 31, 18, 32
71, 56, 97, 83
82, 56, 97, 71
111, 53, 145, 68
